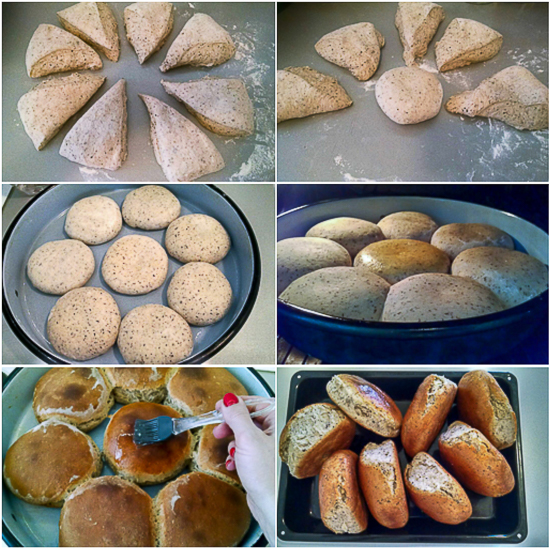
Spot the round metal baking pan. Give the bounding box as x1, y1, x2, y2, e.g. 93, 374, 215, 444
2, 366, 273, 547
2, 184, 261, 364
277, 196, 549, 364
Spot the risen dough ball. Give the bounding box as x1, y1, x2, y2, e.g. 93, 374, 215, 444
378, 211, 438, 242
122, 185, 181, 230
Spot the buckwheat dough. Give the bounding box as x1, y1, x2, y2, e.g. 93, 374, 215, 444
378, 211, 439, 242
162, 77, 254, 137
60, 79, 127, 171
435, 18, 503, 72
277, 67, 353, 123
315, 22, 385, 81
395, 2, 445, 66
122, 185, 181, 230
446, 65, 549, 131
376, 67, 443, 124
26, 24, 102, 78
57, 2, 120, 62
160, 13, 235, 72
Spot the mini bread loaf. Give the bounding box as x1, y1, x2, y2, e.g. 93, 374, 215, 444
154, 472, 251, 547
59, 476, 155, 547
326, 374, 402, 437
121, 184, 181, 230
401, 374, 457, 457
319, 450, 368, 534
457, 370, 517, 449
354, 239, 450, 284
378, 211, 439, 242
279, 403, 356, 479
33, 367, 113, 431
439, 421, 515, 497
452, 247, 549, 308
431, 223, 514, 260
305, 217, 385, 259
358, 440, 409, 529
404, 452, 472, 525
3, 419, 102, 507
100, 367, 171, 404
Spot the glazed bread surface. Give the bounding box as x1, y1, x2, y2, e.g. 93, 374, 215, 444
100, 367, 170, 404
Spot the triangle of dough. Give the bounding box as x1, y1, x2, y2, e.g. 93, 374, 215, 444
446, 66, 549, 131
435, 18, 502, 72
315, 23, 385, 81
18, 73, 105, 151
26, 23, 102, 78
162, 78, 254, 137
277, 67, 353, 123
60, 79, 127, 171
140, 94, 225, 181
57, 2, 119, 62
395, 2, 445, 66
160, 13, 235, 73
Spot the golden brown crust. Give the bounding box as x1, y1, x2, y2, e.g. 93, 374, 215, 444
358, 440, 408, 529
457, 370, 517, 449
100, 367, 170, 404
319, 450, 368, 534
401, 374, 457, 456
439, 421, 515, 497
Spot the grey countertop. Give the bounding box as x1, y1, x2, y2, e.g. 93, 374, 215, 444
277, 2, 549, 182
276, 366, 549, 546
2, 2, 275, 182
2, 184, 276, 365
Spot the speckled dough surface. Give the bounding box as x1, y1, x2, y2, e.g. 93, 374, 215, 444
167, 262, 233, 326
378, 211, 439, 242
277, 66, 353, 123
382, 272, 505, 322
376, 66, 443, 124
47, 287, 121, 361
117, 304, 193, 364
165, 214, 231, 264
446, 65, 549, 131
102, 235, 168, 295
25, 23, 102, 78
452, 247, 549, 308
435, 18, 503, 72
315, 22, 385, 81
27, 239, 95, 295
65, 195, 122, 245
277, 236, 352, 295
121, 185, 181, 230
305, 217, 385, 259
279, 266, 390, 321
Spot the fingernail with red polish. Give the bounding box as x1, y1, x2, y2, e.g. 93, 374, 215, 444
229, 447, 236, 457
223, 393, 239, 407
226, 458, 233, 469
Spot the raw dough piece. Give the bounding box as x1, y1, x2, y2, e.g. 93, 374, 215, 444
277, 67, 352, 123
17, 73, 105, 150
315, 22, 385, 81
140, 94, 225, 182
395, 2, 445, 66
378, 211, 438, 242
162, 78, 254, 137
122, 185, 181, 230
160, 13, 235, 72
124, 2, 174, 64
26, 23, 102, 78
57, 2, 120, 62
435, 18, 502, 72
446, 66, 549, 131
376, 67, 443, 124
27, 239, 95, 295
60, 79, 127, 171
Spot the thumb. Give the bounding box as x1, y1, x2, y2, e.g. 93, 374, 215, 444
220, 394, 256, 443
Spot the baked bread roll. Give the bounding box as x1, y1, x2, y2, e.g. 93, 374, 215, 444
354, 239, 450, 284
377, 211, 438, 242
401, 374, 457, 457
404, 452, 472, 525
319, 450, 368, 534
100, 367, 171, 404
439, 421, 515, 497
279, 403, 356, 479
326, 374, 402, 437
358, 440, 408, 529
457, 370, 517, 449
452, 247, 549, 308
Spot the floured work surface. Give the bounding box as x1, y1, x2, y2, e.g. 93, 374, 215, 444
3, 2, 275, 182
277, 2, 548, 182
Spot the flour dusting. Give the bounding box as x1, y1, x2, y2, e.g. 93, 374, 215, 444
361, 79, 378, 93
78, 167, 117, 182
507, 47, 548, 73
333, 154, 401, 182
417, 59, 439, 74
